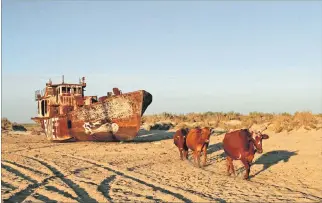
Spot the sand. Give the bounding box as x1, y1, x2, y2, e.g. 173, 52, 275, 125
1, 129, 322, 202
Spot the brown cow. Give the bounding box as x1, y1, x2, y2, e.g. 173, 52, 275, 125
186, 127, 214, 167
223, 128, 269, 180
173, 128, 189, 160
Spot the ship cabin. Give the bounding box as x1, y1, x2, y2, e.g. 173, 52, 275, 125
34, 76, 98, 118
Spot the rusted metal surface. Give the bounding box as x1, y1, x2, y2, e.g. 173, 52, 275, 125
31, 76, 153, 142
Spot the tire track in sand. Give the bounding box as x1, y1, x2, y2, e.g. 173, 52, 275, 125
3, 160, 49, 176
22, 156, 98, 203
2, 159, 77, 203
66, 154, 210, 203
1, 164, 38, 184
1, 161, 58, 203
250, 179, 322, 201
32, 193, 58, 203
44, 186, 79, 201
3, 175, 56, 203
97, 175, 116, 201
1, 181, 17, 191
3, 144, 65, 154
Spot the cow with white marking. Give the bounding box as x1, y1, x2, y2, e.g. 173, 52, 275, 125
223, 126, 269, 180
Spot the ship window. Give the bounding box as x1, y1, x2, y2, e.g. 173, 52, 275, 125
62, 87, 67, 93
45, 100, 47, 115
73, 87, 77, 94
41, 100, 45, 116
67, 87, 71, 93
41, 100, 47, 116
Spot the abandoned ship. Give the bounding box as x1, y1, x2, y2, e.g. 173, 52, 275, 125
31, 76, 153, 141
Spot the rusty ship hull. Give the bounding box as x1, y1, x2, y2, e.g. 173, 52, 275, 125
33, 90, 152, 142
31, 77, 152, 142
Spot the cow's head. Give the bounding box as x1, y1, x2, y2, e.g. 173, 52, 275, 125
180, 128, 190, 136
174, 129, 187, 148
251, 131, 269, 154
200, 127, 209, 137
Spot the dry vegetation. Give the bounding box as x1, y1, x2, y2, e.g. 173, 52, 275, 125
1, 117, 12, 131
1, 118, 41, 134
142, 111, 322, 133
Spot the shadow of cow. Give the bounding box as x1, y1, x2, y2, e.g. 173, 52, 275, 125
132, 129, 175, 142
250, 150, 298, 177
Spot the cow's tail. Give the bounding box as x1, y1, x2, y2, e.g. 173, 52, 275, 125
201, 139, 210, 152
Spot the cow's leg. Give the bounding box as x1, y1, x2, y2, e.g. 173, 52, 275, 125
241, 159, 250, 180
226, 157, 231, 175
196, 150, 201, 168
202, 145, 208, 167
230, 160, 236, 176
193, 150, 200, 167
227, 156, 235, 176
183, 149, 188, 160
179, 149, 183, 160
192, 150, 197, 166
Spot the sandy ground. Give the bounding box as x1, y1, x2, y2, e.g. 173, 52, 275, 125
1, 129, 322, 203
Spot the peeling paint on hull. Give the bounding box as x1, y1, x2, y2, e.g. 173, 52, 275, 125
32, 89, 152, 142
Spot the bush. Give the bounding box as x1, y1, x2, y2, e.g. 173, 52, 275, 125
12, 123, 27, 131
1, 118, 12, 131
142, 111, 321, 133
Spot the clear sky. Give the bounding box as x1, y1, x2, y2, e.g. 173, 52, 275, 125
2, 0, 322, 123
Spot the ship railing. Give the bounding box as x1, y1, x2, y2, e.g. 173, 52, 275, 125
35, 88, 45, 101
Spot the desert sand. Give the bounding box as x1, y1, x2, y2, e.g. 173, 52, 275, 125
1, 128, 322, 202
